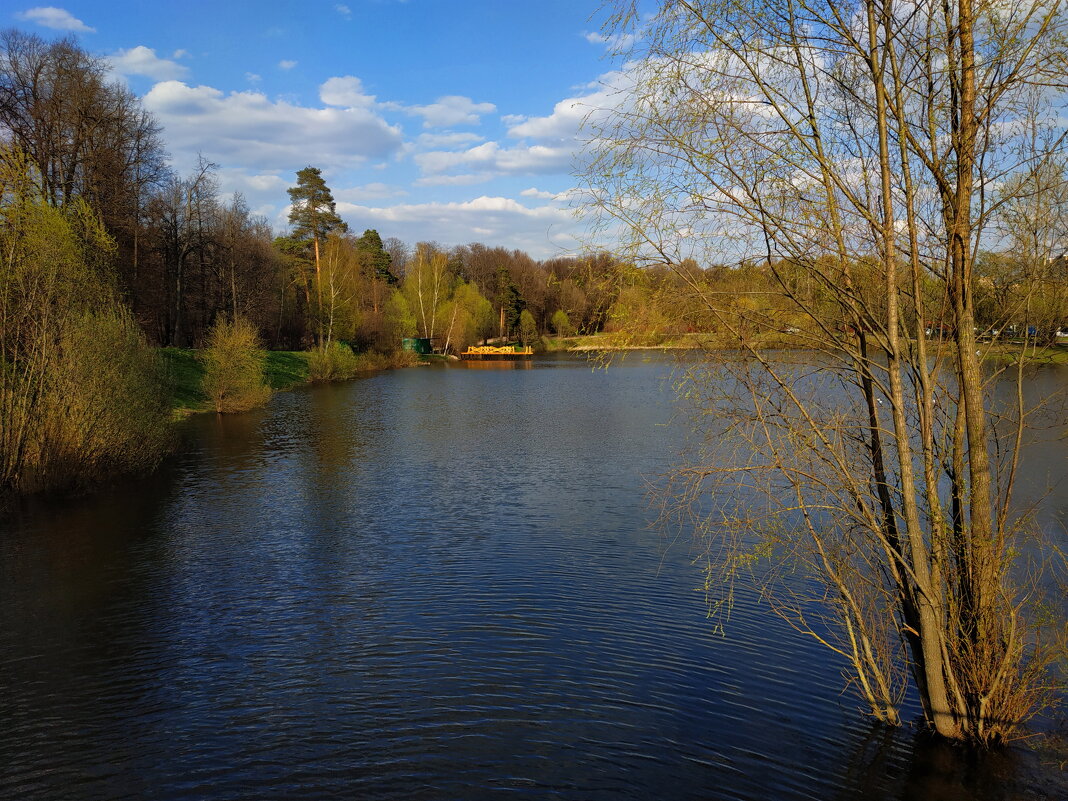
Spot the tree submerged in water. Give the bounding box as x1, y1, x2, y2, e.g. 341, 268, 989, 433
585, 0, 1068, 743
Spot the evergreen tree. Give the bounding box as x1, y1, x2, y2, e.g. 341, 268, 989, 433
287, 166, 347, 289
355, 228, 397, 286
496, 266, 524, 338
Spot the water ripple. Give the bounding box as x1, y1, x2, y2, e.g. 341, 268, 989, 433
1, 355, 1064, 800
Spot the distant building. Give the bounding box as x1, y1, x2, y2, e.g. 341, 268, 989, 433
401, 337, 432, 354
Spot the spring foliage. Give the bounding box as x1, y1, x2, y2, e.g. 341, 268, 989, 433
201, 315, 272, 413
0, 148, 171, 494
307, 340, 361, 381
588, 0, 1068, 743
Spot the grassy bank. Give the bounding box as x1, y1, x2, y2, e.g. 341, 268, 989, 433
160, 348, 310, 417
160, 347, 421, 418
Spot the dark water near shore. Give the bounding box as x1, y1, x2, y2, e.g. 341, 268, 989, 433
1, 353, 1065, 800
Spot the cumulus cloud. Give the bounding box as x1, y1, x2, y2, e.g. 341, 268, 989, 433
407, 70, 631, 185
520, 187, 557, 199
392, 95, 496, 128
414, 173, 494, 187
142, 81, 404, 173
319, 76, 376, 108
414, 141, 573, 176
335, 196, 583, 258
14, 6, 94, 32
512, 68, 634, 142
245, 72, 261, 83
333, 182, 408, 201
416, 132, 484, 149
278, 59, 298, 70
109, 46, 189, 81
215, 167, 289, 196
172, 49, 190, 59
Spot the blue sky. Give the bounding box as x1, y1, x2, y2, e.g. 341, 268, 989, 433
9, 1, 630, 257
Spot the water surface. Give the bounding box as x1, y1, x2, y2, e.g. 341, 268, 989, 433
1, 353, 1065, 800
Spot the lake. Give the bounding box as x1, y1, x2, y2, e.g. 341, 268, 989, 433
1, 352, 1065, 800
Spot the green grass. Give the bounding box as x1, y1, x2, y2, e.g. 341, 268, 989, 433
160, 348, 309, 417
265, 351, 309, 389
981, 341, 1068, 366
159, 347, 207, 414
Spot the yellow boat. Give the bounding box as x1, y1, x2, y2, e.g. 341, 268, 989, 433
460, 344, 534, 360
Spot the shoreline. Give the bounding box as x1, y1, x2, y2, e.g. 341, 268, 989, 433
548, 334, 1068, 364
162, 347, 418, 419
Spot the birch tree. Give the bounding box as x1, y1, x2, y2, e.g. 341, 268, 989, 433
585, 0, 1068, 743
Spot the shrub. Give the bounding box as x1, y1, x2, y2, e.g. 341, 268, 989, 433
386, 349, 420, 368
1, 150, 173, 494
201, 316, 272, 413
14, 308, 174, 493
307, 340, 361, 381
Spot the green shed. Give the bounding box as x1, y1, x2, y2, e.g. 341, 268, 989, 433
401, 337, 432, 354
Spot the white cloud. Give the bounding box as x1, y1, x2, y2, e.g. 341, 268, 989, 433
245, 72, 261, 84
319, 76, 376, 108
507, 96, 590, 142
335, 3, 352, 18
278, 59, 298, 70
109, 46, 189, 81
333, 182, 408, 201
172, 49, 191, 59
335, 196, 584, 258
508, 68, 634, 145
393, 95, 496, 128
583, 31, 636, 51
520, 187, 557, 199
404, 75, 630, 184
142, 81, 404, 173
416, 132, 484, 149
215, 167, 289, 196
415, 141, 573, 176
14, 6, 94, 33
414, 173, 494, 187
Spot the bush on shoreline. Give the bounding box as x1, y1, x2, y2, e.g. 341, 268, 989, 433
201, 316, 272, 413
308, 341, 361, 381
1, 150, 173, 495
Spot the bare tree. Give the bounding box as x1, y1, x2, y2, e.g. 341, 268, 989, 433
0, 30, 168, 294
145, 157, 218, 345
586, 0, 1067, 742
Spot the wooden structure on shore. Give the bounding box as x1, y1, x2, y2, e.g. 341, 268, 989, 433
460, 344, 534, 360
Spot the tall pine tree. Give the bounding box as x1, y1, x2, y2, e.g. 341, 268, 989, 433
287, 166, 347, 295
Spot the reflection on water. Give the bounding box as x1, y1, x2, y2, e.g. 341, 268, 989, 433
456, 357, 534, 369
0, 353, 1064, 800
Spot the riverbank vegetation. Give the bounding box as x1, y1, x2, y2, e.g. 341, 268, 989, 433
0, 148, 172, 495
201, 316, 272, 414
0, 30, 618, 498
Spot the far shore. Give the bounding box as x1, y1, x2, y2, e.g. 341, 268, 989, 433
548, 332, 1068, 364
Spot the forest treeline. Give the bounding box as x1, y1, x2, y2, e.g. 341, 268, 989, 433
0, 30, 635, 357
